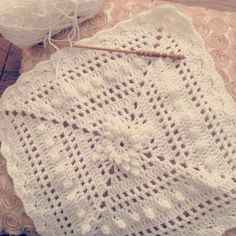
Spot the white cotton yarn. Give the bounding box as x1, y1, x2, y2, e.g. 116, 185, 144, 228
0, 0, 103, 48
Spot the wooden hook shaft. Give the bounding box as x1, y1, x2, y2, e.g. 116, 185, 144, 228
55, 41, 185, 60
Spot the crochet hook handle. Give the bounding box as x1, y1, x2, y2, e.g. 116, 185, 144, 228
55, 41, 185, 60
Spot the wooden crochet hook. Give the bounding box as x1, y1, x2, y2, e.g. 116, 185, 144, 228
55, 41, 185, 61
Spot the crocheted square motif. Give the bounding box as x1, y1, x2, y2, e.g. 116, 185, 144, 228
0, 5, 236, 236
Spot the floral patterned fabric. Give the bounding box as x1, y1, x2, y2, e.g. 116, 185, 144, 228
0, 0, 236, 235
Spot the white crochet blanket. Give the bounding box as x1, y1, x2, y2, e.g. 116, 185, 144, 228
0, 5, 236, 236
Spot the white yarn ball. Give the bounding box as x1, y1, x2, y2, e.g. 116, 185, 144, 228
0, 0, 104, 48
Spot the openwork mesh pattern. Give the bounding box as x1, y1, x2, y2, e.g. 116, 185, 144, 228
0, 0, 103, 48
0, 6, 236, 236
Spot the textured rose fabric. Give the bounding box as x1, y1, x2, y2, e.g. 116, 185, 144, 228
0, 0, 236, 235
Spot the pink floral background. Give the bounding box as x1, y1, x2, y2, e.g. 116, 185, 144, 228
1, 0, 236, 235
